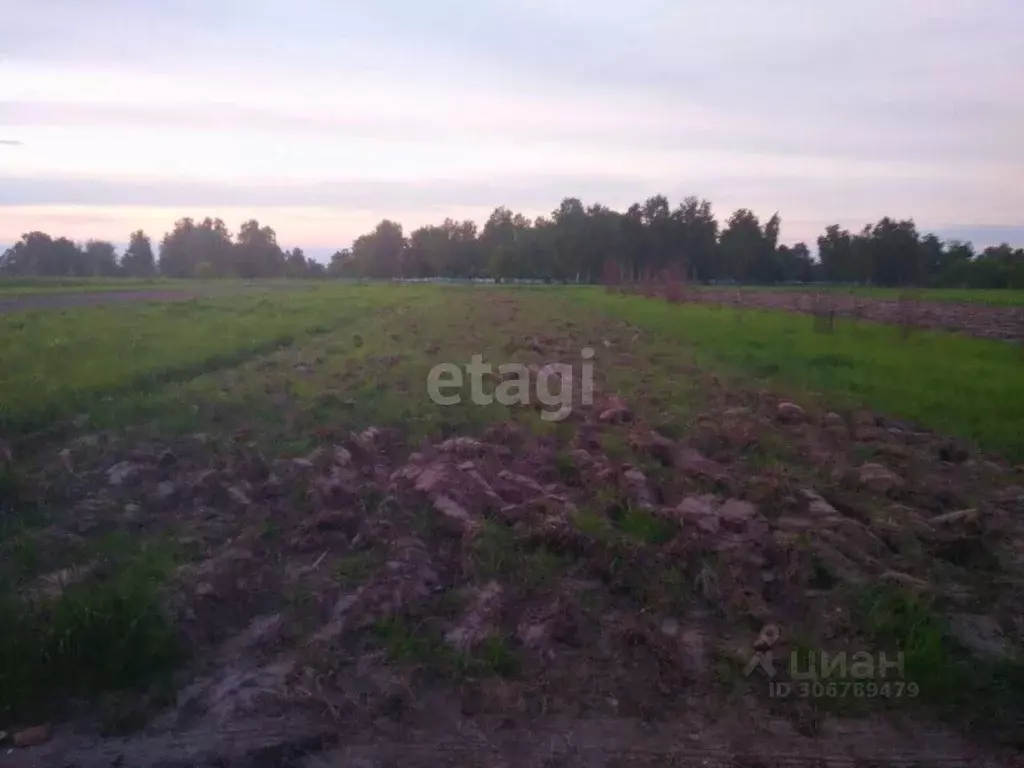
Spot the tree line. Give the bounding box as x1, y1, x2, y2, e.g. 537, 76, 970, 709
2, 198, 1022, 288
0, 219, 325, 280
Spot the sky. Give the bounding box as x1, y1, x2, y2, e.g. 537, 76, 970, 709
1, 0, 1022, 259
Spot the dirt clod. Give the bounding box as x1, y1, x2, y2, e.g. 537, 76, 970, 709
858, 462, 904, 494
12, 723, 51, 748
776, 401, 806, 423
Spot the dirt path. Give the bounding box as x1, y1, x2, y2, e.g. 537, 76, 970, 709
7, 711, 1012, 767
0, 290, 219, 313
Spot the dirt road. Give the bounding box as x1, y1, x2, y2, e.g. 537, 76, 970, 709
0, 290, 218, 314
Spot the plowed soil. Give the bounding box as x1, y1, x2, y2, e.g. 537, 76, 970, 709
689, 289, 1024, 341
3, 290, 1024, 767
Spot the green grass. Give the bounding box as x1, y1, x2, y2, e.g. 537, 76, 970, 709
471, 521, 567, 591
857, 586, 1024, 736
577, 290, 1024, 460
571, 509, 616, 542
372, 617, 520, 679
335, 551, 381, 587
614, 506, 676, 544
0, 284, 419, 435
0, 546, 183, 719
3, 281, 1022, 736
698, 285, 1024, 306
858, 586, 954, 700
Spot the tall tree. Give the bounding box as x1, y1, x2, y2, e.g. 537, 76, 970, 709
861, 218, 921, 286
550, 197, 589, 282
235, 219, 284, 278
82, 240, 119, 277
719, 209, 764, 282
350, 220, 406, 278
284, 247, 309, 278
671, 197, 719, 281
328, 248, 354, 277
159, 217, 233, 277
640, 195, 673, 278
1, 232, 58, 275
121, 230, 156, 277
818, 225, 858, 283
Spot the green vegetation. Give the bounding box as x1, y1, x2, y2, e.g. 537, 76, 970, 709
571, 509, 616, 542
0, 284, 417, 435
6, 198, 1023, 289
2, 282, 1022, 739
372, 617, 520, 679
858, 586, 955, 701
613, 505, 676, 544
579, 290, 1024, 459
471, 521, 567, 591
335, 551, 381, 587
0, 546, 183, 719
858, 586, 1024, 734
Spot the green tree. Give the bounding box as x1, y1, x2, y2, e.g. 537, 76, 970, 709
860, 218, 921, 286
284, 247, 309, 278
159, 217, 232, 277
235, 219, 284, 278
328, 249, 354, 277
1, 232, 60, 275
350, 220, 406, 278
82, 240, 119, 277
121, 230, 156, 277
671, 197, 719, 281
818, 225, 858, 283
719, 209, 765, 282
775, 242, 815, 282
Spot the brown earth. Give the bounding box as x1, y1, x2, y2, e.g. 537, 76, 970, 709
3, 294, 1024, 766
6, 409, 1024, 764
0, 290, 217, 314
687, 289, 1024, 341
0, 283, 306, 314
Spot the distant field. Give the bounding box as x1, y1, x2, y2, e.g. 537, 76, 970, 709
3, 276, 1023, 306
3, 282, 1021, 456
0, 283, 418, 435
700, 284, 1024, 306
0, 277, 192, 295
578, 289, 1024, 460
0, 277, 340, 296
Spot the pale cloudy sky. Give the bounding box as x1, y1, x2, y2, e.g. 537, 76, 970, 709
1, 0, 1022, 257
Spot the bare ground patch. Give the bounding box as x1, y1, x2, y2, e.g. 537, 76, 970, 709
687, 288, 1024, 341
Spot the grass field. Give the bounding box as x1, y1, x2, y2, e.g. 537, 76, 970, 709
4, 276, 1024, 305
578, 290, 1024, 460
2, 284, 1023, 762
0, 284, 421, 435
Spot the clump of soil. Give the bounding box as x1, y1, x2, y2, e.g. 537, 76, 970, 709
5, 386, 1024, 766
